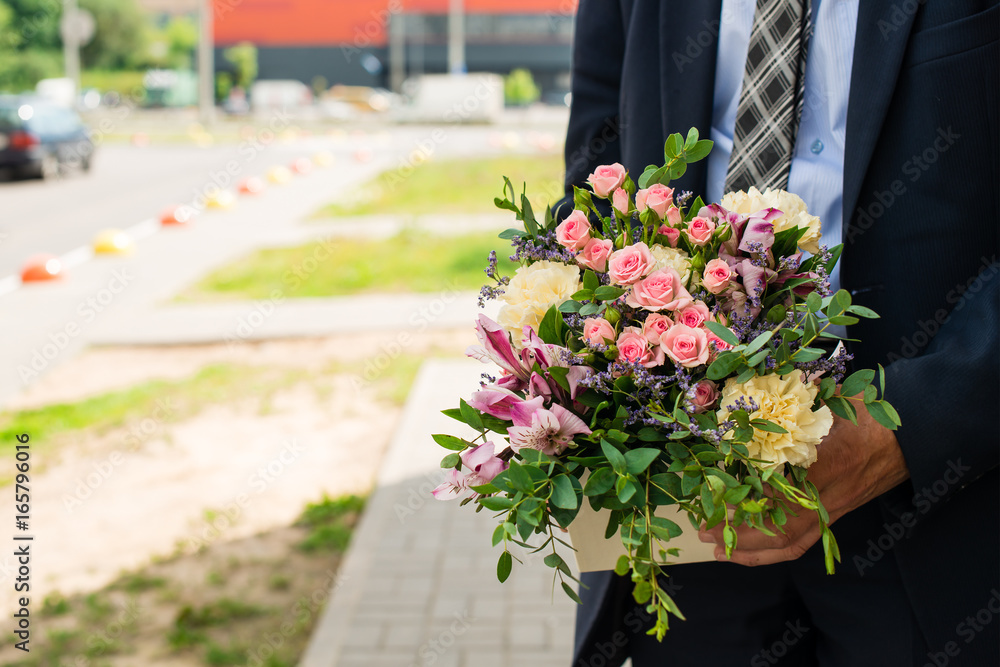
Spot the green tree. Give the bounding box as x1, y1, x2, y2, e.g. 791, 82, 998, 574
223, 41, 257, 90
78, 0, 149, 70
504, 68, 540, 107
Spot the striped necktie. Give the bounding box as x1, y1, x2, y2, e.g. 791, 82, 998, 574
725, 0, 812, 194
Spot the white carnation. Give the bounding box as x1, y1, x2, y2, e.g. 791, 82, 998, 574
716, 369, 833, 468
496, 261, 581, 343
649, 244, 692, 284
721, 187, 822, 254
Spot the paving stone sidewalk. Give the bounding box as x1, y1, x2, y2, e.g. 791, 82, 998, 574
299, 359, 579, 667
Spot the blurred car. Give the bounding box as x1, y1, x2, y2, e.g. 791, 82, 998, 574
0, 96, 94, 179
250, 80, 313, 115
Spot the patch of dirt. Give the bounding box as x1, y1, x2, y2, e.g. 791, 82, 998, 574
0, 329, 470, 665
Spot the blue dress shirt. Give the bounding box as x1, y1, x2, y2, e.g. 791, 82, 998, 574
705, 0, 859, 295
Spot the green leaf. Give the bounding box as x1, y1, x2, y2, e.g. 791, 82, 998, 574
684, 127, 699, 150
571, 289, 595, 301
865, 401, 901, 431
624, 448, 662, 475
704, 321, 739, 346
559, 299, 583, 314
724, 485, 751, 505
825, 396, 857, 425
706, 352, 743, 380
479, 496, 514, 511
669, 161, 688, 180
665, 133, 683, 159
614, 554, 630, 576
579, 302, 603, 316
841, 369, 875, 398
744, 330, 774, 357
847, 304, 879, 319
440, 453, 461, 468
790, 347, 826, 362
594, 285, 626, 301
828, 315, 860, 326
649, 516, 683, 540
746, 349, 770, 368
538, 305, 566, 345
459, 398, 483, 430
834, 289, 852, 310
432, 434, 472, 451
506, 462, 534, 493
521, 193, 537, 236
497, 227, 524, 240
806, 291, 822, 313
583, 269, 599, 291
562, 581, 583, 604
863, 384, 878, 403
584, 467, 616, 496
684, 139, 713, 162
550, 474, 579, 510
497, 551, 513, 582
602, 440, 628, 475
492, 524, 505, 547
878, 364, 886, 396
750, 419, 789, 434
723, 525, 736, 549
766, 304, 787, 324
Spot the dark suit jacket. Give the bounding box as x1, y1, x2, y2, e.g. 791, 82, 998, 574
564, 0, 999, 663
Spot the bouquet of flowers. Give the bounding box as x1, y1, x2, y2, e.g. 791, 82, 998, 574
431, 129, 900, 639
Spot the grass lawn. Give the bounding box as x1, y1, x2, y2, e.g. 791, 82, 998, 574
313, 154, 565, 218
180, 230, 517, 301
3, 494, 366, 667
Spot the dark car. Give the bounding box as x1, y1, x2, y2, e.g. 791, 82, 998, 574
0, 96, 94, 179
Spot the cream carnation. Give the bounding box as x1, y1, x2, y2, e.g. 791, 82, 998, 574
716, 369, 833, 468
721, 187, 822, 254
496, 261, 581, 343
649, 244, 692, 284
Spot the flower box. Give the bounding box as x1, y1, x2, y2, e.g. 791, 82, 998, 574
568, 499, 718, 572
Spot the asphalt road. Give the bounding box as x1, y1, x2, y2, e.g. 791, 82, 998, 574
0, 140, 341, 278
0, 116, 568, 280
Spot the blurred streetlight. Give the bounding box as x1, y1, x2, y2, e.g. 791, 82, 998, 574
448, 0, 465, 74
198, 0, 215, 125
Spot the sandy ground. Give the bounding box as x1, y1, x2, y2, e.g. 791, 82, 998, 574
0, 330, 469, 620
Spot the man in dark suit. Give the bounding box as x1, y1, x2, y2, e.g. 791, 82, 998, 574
562, 2, 999, 665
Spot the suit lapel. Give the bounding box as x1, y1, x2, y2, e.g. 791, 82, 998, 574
659, 0, 723, 194
842, 1, 918, 230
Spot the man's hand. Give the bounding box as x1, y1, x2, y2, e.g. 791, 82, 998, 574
698, 397, 910, 566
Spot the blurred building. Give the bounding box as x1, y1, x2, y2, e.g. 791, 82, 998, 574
212, 0, 576, 100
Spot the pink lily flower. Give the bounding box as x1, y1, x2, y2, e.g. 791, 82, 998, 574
432, 442, 508, 500
508, 397, 592, 456
466, 315, 531, 390
468, 386, 520, 420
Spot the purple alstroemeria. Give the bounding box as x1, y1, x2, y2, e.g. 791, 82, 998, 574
508, 396, 592, 456
528, 372, 553, 402
461, 441, 508, 485
432, 442, 508, 500
519, 327, 566, 370
738, 208, 782, 255
466, 314, 531, 390
431, 468, 469, 500
468, 386, 520, 420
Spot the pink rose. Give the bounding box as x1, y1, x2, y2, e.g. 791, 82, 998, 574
607, 242, 655, 285
676, 301, 711, 329
582, 317, 615, 345
659, 324, 710, 368
641, 313, 673, 344
685, 216, 716, 246
666, 206, 682, 226
556, 210, 592, 250
635, 184, 674, 219
616, 327, 663, 368
577, 237, 613, 272
587, 163, 626, 198
690, 380, 719, 413
702, 258, 733, 294
612, 187, 629, 215
657, 225, 681, 248
625, 268, 692, 311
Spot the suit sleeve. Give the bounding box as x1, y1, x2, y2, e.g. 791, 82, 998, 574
883, 260, 1000, 517
560, 0, 626, 213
